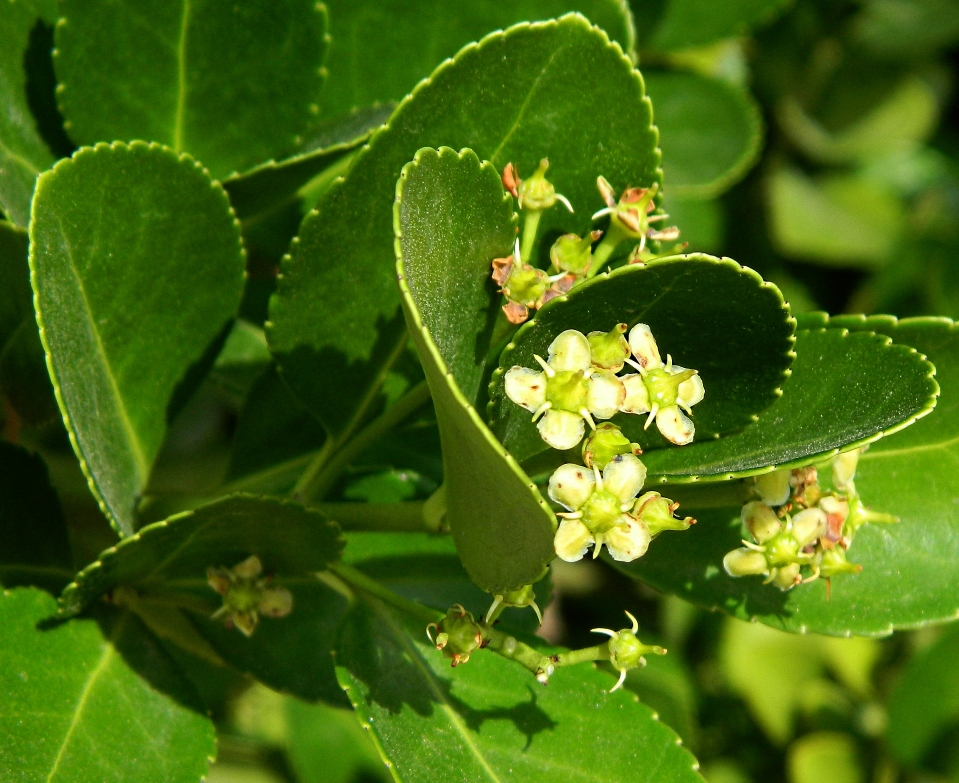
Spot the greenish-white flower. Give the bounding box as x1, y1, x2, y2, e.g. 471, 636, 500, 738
505, 329, 626, 450
548, 453, 650, 562
619, 323, 704, 446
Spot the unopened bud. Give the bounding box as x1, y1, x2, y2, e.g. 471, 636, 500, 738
723, 548, 769, 577
755, 470, 791, 507
790, 507, 827, 548
582, 422, 639, 470
550, 232, 599, 276
632, 491, 694, 537
741, 501, 782, 544
518, 159, 571, 212
832, 449, 861, 492
428, 604, 485, 667
587, 323, 630, 371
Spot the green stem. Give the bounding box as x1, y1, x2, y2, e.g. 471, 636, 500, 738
290, 437, 336, 503
294, 379, 431, 504
588, 221, 628, 277
520, 209, 542, 264
552, 643, 610, 667
314, 501, 439, 532
329, 561, 440, 625
484, 626, 553, 675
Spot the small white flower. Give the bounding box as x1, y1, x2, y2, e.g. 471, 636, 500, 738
620, 323, 703, 446
548, 454, 650, 563
504, 330, 626, 451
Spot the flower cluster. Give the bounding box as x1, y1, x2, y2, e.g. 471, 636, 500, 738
207, 555, 293, 636
493, 164, 682, 324
504, 323, 704, 449
723, 449, 897, 592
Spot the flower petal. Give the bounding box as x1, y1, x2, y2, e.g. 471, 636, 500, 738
754, 470, 791, 507
233, 555, 263, 579
604, 518, 651, 562
627, 323, 662, 369
538, 409, 586, 450
554, 518, 594, 562
832, 449, 861, 491
741, 501, 782, 544
259, 587, 294, 618
548, 463, 595, 511
587, 372, 626, 419
504, 366, 547, 412
620, 374, 651, 414
547, 329, 591, 372
602, 453, 647, 504
723, 548, 768, 577
656, 405, 695, 446
790, 507, 827, 549
672, 366, 704, 408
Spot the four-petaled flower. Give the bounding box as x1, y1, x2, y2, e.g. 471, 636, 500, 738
505, 329, 626, 450
619, 323, 704, 445
549, 454, 651, 562
207, 555, 293, 637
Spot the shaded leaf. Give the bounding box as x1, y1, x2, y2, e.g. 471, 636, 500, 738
268, 15, 662, 436
223, 104, 394, 220
319, 0, 636, 122
0, 0, 55, 226
0, 442, 72, 593
0, 587, 215, 783
645, 72, 762, 198
54, 0, 329, 179
491, 254, 795, 464
641, 325, 938, 482
396, 147, 554, 592
59, 494, 344, 615
30, 142, 246, 535
648, 0, 793, 51
854, 0, 959, 56
621, 317, 956, 637
335, 598, 703, 783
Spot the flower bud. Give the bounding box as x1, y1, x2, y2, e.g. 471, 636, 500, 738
518, 159, 571, 212
755, 470, 791, 507
587, 323, 630, 371
592, 611, 665, 691
741, 501, 782, 544
832, 449, 861, 492
582, 423, 639, 470
723, 547, 769, 577
771, 563, 801, 591
819, 495, 850, 544
428, 605, 485, 667
818, 547, 863, 578
632, 491, 694, 537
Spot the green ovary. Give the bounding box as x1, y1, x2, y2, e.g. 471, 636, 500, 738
581, 491, 622, 535
546, 370, 590, 412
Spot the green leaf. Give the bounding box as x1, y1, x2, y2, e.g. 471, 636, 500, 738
395, 147, 554, 592
0, 0, 55, 226
641, 325, 938, 482
887, 621, 959, 766
0, 587, 215, 782
54, 0, 329, 179
787, 733, 864, 783
854, 0, 959, 57
766, 167, 904, 269
0, 442, 72, 593
648, 0, 793, 51
620, 317, 955, 637
59, 494, 344, 615
268, 15, 662, 436
335, 598, 703, 783
30, 142, 246, 535
0, 220, 58, 425
644, 72, 762, 198
319, 0, 636, 122
491, 254, 795, 465
661, 194, 723, 254
223, 104, 394, 221
192, 575, 351, 707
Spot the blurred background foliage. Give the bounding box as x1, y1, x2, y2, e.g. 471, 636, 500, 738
5, 0, 959, 781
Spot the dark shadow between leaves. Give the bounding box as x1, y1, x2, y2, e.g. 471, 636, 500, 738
24, 21, 76, 159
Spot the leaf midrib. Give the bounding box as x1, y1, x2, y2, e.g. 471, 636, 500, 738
172, 0, 191, 150
45, 617, 123, 782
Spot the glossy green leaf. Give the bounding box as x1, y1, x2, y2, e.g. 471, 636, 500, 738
621, 317, 957, 637
641, 325, 938, 482
319, 0, 635, 122
54, 0, 329, 179
192, 575, 350, 706
335, 598, 703, 783
0, 221, 57, 425
648, 0, 793, 51
491, 254, 795, 464
766, 167, 904, 269
268, 15, 662, 436
395, 147, 554, 592
887, 621, 959, 766
0, 0, 55, 226
30, 142, 246, 535
0, 442, 72, 593
0, 587, 215, 782
223, 104, 394, 221
645, 72, 762, 198
59, 494, 344, 615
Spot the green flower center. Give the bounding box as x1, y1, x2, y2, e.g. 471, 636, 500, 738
582, 490, 622, 534
546, 370, 589, 412
765, 532, 802, 567
225, 581, 262, 613
505, 266, 547, 304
